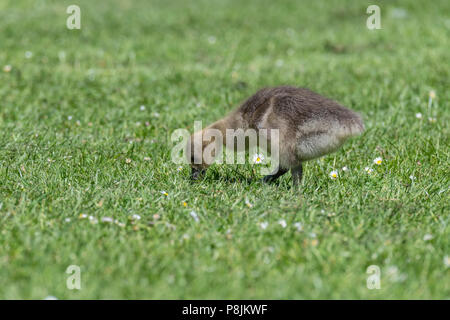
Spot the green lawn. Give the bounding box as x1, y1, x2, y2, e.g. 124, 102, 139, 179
0, 0, 449, 299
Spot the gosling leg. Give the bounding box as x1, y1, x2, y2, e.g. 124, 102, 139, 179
291, 163, 303, 187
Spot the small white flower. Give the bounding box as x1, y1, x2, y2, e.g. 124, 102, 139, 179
309, 232, 317, 238
144, 157, 151, 161
89, 216, 98, 224
342, 166, 349, 172
140, 105, 146, 111
189, 211, 199, 222
25, 51, 33, 59
275, 59, 284, 67
177, 166, 183, 171
409, 175, 415, 181
415, 112, 422, 119
68, 115, 73, 120
252, 153, 264, 164
428, 117, 436, 123
278, 219, 287, 228
329, 170, 338, 179
44, 296, 58, 300
131, 214, 141, 220
373, 157, 383, 165
294, 222, 303, 231
444, 255, 450, 268
245, 199, 253, 208
152, 112, 160, 118
79, 214, 87, 219
365, 167, 373, 174
64, 218, 71, 222
161, 191, 169, 197
260, 222, 268, 230
207, 36, 216, 44
429, 90, 436, 99
3, 65, 12, 72
101, 217, 113, 223
423, 234, 433, 241
58, 51, 66, 61
125, 158, 132, 164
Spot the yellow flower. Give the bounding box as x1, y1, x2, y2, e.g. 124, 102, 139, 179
252, 153, 264, 164
329, 170, 338, 179
182, 201, 187, 207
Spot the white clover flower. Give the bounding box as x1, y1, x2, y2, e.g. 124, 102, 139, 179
260, 222, 268, 230
140, 105, 146, 111
189, 211, 199, 222
342, 166, 349, 172
373, 157, 383, 165
68, 115, 73, 120
131, 214, 141, 220
101, 217, 113, 223
252, 153, 264, 164
329, 170, 338, 179
423, 234, 433, 241
294, 222, 303, 231
64, 218, 71, 223
415, 112, 422, 119
278, 219, 287, 228
125, 158, 132, 164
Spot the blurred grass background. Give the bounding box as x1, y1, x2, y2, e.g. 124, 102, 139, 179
0, 0, 448, 299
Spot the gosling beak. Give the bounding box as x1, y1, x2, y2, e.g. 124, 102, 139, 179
191, 168, 206, 180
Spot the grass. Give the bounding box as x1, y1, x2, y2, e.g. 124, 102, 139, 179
0, 0, 449, 299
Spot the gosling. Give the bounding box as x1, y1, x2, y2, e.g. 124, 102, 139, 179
187, 86, 364, 186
